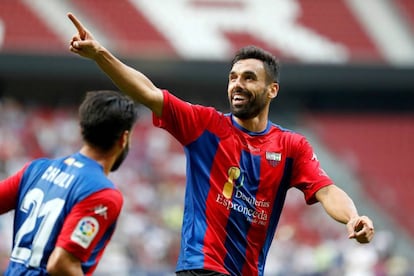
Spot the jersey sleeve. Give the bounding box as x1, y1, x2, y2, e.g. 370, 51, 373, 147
290, 135, 333, 204
153, 90, 217, 145
55, 188, 123, 262
0, 163, 30, 214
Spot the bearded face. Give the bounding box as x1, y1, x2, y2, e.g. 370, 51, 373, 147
110, 142, 130, 172
229, 87, 269, 120
228, 59, 274, 120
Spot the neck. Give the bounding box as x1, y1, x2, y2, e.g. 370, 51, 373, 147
233, 110, 269, 132
79, 145, 115, 175
233, 113, 268, 132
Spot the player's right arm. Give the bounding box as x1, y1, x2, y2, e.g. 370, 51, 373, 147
67, 13, 164, 117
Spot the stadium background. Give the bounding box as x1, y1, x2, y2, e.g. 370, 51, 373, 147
0, 0, 413, 275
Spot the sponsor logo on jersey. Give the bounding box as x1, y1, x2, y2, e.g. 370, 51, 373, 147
219, 166, 270, 226
94, 205, 108, 220
71, 216, 99, 248
64, 157, 75, 166
216, 191, 270, 226
222, 166, 243, 199
64, 157, 84, 168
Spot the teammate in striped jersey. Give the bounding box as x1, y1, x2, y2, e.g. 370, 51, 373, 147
0, 90, 138, 275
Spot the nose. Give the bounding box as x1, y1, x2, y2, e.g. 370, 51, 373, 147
230, 77, 244, 91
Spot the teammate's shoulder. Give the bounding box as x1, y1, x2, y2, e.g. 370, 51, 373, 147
96, 187, 122, 199
25, 157, 54, 169
88, 188, 123, 210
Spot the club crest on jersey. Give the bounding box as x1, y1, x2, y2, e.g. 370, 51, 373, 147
266, 152, 281, 167
71, 216, 99, 249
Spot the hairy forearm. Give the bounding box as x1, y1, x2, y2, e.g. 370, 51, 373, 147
94, 47, 163, 116
316, 185, 359, 224
68, 12, 163, 115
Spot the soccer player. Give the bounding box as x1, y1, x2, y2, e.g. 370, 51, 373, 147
0, 90, 138, 275
68, 13, 374, 276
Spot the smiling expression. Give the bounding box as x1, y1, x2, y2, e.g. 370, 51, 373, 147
228, 58, 277, 120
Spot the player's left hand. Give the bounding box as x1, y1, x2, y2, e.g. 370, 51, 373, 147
347, 215, 374, 243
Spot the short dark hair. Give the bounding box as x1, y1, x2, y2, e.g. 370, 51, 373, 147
79, 90, 138, 151
231, 45, 280, 83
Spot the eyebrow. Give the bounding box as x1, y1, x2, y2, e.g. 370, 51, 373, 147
229, 70, 257, 76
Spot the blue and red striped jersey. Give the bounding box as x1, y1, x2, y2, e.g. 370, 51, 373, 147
154, 90, 333, 276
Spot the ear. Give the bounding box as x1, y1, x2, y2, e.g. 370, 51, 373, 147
119, 130, 130, 149
268, 82, 279, 99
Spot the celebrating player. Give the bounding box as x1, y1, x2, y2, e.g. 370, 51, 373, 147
68, 13, 374, 276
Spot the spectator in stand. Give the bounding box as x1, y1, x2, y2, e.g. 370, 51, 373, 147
68, 13, 374, 276
0, 90, 138, 275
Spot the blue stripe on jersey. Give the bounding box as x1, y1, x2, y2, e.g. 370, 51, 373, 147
177, 130, 220, 269
223, 149, 261, 275
258, 157, 293, 272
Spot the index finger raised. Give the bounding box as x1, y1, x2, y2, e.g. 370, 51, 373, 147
67, 12, 86, 39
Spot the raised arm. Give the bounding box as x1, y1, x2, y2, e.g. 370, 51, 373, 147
67, 12, 164, 116
315, 184, 375, 243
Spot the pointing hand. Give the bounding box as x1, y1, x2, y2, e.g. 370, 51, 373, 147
67, 12, 101, 59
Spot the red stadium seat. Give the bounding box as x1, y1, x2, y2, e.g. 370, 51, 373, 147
306, 113, 414, 238
395, 0, 414, 33
297, 0, 383, 62
70, 0, 176, 57
0, 1, 63, 54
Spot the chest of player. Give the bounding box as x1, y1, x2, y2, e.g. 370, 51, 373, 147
209, 128, 292, 195
201, 130, 294, 228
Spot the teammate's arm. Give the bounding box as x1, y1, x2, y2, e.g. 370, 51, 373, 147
67, 13, 164, 117
315, 185, 374, 243
48, 189, 123, 275
0, 163, 29, 214
47, 247, 83, 276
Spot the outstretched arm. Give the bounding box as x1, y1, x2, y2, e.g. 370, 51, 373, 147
315, 184, 374, 243
67, 12, 164, 116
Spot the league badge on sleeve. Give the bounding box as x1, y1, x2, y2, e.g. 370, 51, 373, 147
71, 216, 99, 248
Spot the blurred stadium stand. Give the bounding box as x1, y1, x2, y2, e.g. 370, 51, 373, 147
1, 1, 414, 275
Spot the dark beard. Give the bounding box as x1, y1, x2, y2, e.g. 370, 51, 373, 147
230, 89, 267, 120
110, 143, 129, 172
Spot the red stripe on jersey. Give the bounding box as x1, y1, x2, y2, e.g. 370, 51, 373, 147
0, 163, 29, 214
202, 141, 239, 274
241, 159, 276, 275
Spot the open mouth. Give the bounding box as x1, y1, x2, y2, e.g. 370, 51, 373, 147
232, 93, 249, 106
